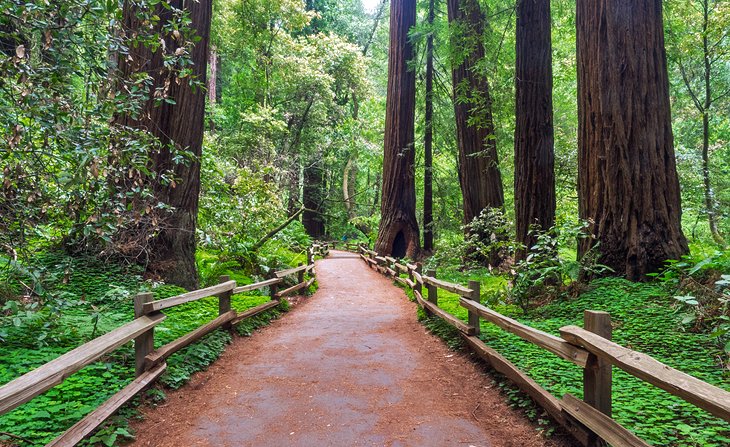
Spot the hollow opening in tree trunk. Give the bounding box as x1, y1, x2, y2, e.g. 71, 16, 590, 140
392, 231, 407, 258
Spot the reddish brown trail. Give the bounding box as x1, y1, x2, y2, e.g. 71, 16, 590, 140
130, 251, 574, 447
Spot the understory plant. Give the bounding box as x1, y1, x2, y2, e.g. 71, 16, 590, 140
463, 207, 516, 269
510, 220, 612, 313
654, 251, 730, 356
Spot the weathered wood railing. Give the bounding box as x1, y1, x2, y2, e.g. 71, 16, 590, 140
313, 240, 363, 253
0, 244, 327, 446
358, 246, 730, 447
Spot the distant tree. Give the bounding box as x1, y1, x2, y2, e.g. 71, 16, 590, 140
343, 0, 386, 238
577, 0, 689, 279
667, 0, 728, 246
374, 0, 420, 258
514, 0, 555, 260
117, 0, 212, 289
447, 0, 504, 264
423, 0, 436, 253
303, 157, 326, 238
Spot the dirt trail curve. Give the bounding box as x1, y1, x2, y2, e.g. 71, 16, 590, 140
130, 251, 574, 447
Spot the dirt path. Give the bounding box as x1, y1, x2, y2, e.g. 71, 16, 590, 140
130, 251, 573, 447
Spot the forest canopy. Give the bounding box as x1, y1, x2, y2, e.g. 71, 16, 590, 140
2, 0, 727, 281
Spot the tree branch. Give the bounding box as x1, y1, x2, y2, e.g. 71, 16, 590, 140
251, 207, 305, 251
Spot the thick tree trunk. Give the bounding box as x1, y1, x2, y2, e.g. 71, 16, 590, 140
514, 0, 555, 261
374, 0, 420, 259
447, 0, 504, 227
423, 0, 435, 253
303, 159, 326, 238
118, 0, 211, 290
576, 0, 689, 280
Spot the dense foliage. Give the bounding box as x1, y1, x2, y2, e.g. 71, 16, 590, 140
1, 0, 729, 445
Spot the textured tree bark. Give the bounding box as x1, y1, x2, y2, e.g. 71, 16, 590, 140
117, 0, 211, 290
514, 0, 555, 261
423, 0, 435, 253
447, 0, 504, 227
374, 0, 420, 259
577, 0, 688, 280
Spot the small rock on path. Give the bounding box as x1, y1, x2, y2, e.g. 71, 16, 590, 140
130, 251, 574, 447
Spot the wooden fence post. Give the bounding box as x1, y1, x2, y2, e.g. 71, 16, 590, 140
583, 310, 612, 446
426, 269, 437, 316
307, 246, 314, 266
133, 292, 154, 376
218, 275, 232, 329
269, 272, 279, 301
467, 280, 481, 335
413, 264, 422, 297
297, 262, 305, 284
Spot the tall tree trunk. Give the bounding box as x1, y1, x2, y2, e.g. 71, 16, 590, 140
363, 0, 388, 56
284, 96, 314, 217
698, 0, 724, 246
287, 163, 301, 216
343, 156, 357, 221
514, 0, 555, 261
342, 0, 387, 238
447, 0, 504, 227
371, 171, 381, 217
423, 0, 435, 253
303, 158, 326, 238
208, 45, 217, 104
117, 0, 211, 290
577, 0, 689, 280
374, 0, 420, 258
207, 45, 218, 132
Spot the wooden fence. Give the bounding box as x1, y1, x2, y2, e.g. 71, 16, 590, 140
355, 245, 730, 447
0, 244, 329, 447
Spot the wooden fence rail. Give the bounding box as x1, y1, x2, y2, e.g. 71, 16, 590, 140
357, 246, 730, 447
0, 244, 327, 446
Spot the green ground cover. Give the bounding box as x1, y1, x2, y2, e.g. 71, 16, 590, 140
0, 248, 306, 446
422, 270, 730, 446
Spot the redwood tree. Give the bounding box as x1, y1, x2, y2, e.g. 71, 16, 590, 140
374, 0, 420, 258
514, 0, 555, 260
118, 1, 212, 289
577, 0, 689, 279
447, 0, 504, 229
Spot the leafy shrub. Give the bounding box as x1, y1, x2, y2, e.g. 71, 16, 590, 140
651, 251, 730, 354
273, 220, 311, 250
510, 220, 612, 312
197, 257, 242, 287
463, 207, 516, 268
